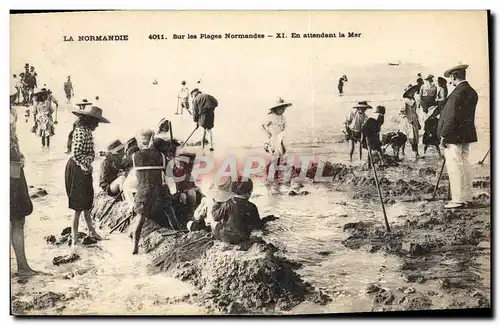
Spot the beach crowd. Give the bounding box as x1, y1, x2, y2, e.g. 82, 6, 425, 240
10, 63, 479, 276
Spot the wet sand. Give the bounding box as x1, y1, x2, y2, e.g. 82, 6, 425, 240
11, 139, 491, 314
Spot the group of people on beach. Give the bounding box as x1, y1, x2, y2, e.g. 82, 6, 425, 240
64, 100, 278, 254
9, 62, 478, 277
399, 73, 449, 159
12, 63, 38, 106
344, 72, 452, 164
343, 64, 479, 209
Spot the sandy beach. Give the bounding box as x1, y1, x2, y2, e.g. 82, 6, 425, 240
10, 78, 491, 314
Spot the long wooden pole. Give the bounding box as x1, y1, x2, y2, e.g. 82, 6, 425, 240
180, 125, 199, 149
367, 147, 391, 232
109, 211, 132, 234
98, 190, 123, 222
431, 158, 446, 201
478, 149, 490, 165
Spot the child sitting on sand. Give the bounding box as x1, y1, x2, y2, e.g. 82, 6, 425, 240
230, 177, 262, 231
188, 176, 234, 234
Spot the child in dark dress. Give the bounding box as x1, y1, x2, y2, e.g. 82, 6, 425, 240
131, 129, 179, 254
362, 105, 386, 166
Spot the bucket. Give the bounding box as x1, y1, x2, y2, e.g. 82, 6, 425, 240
10, 161, 22, 179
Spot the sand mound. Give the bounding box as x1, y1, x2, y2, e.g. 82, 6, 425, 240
90, 192, 330, 314
147, 233, 328, 313
289, 161, 447, 202
342, 201, 491, 310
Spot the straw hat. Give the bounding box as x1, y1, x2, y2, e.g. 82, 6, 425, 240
207, 176, 234, 202
106, 139, 125, 154
444, 64, 469, 78
352, 101, 372, 109
425, 74, 434, 81
268, 97, 292, 114
72, 106, 110, 123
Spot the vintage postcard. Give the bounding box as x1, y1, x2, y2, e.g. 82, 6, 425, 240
9, 10, 491, 316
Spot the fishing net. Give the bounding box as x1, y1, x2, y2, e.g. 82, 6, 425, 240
151, 231, 214, 273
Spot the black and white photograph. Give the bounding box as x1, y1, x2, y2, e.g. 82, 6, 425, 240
9, 10, 491, 316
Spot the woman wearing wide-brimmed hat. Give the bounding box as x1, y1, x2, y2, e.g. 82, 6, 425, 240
65, 105, 110, 248
344, 101, 371, 161
402, 84, 421, 158
262, 97, 292, 162
64, 99, 94, 153
31, 88, 56, 148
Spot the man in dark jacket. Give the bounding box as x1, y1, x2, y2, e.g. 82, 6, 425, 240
437, 64, 478, 209
191, 88, 218, 152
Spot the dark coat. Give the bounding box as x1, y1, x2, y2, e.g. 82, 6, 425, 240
437, 81, 478, 144
192, 93, 218, 130
99, 157, 121, 196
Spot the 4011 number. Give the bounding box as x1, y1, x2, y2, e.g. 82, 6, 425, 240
148, 34, 166, 40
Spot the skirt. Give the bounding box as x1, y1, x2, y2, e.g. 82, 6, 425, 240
134, 185, 163, 217
65, 158, 94, 211
364, 133, 382, 151
10, 167, 33, 219
198, 111, 214, 130
36, 117, 55, 138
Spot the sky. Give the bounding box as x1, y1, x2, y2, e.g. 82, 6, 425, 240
10, 10, 489, 82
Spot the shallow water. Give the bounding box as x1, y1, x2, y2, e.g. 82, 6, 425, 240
11, 62, 490, 315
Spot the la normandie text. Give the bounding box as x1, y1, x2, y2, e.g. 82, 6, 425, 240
63, 35, 129, 42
